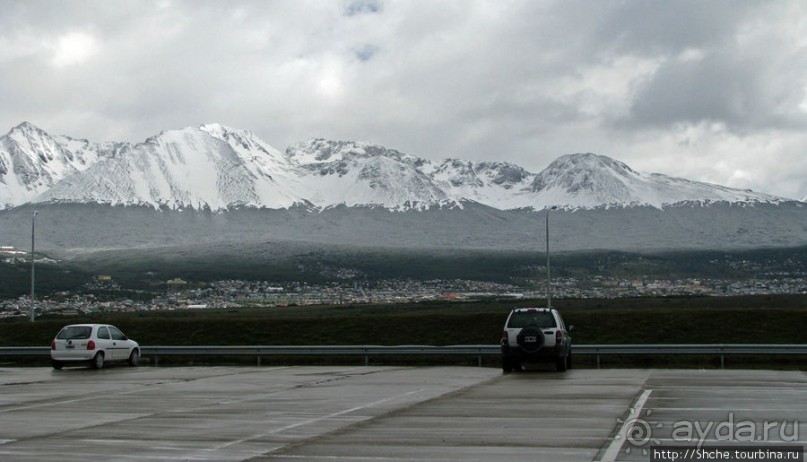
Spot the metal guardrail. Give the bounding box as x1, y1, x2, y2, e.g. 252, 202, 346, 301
574, 344, 807, 368
2, 344, 805, 368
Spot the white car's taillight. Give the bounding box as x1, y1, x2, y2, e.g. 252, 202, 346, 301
555, 330, 562, 344
501, 331, 508, 345
51, 340, 56, 350
87, 340, 96, 351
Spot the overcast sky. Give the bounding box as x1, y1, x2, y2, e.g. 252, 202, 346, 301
1, 0, 806, 200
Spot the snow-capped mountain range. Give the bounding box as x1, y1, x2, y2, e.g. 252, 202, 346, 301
0, 122, 791, 212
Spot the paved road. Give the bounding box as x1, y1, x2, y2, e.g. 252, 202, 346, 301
0, 366, 804, 461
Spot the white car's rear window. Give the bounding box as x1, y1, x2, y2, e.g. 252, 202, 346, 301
507, 311, 556, 329
56, 326, 92, 340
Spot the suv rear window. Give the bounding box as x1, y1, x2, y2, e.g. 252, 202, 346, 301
57, 326, 92, 340
507, 311, 556, 329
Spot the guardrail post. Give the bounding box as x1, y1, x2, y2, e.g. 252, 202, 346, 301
257, 355, 262, 367
596, 353, 601, 369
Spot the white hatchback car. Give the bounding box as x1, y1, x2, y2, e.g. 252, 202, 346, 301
50, 324, 140, 370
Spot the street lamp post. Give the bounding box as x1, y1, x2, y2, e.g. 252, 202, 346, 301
30, 211, 37, 322
546, 206, 557, 309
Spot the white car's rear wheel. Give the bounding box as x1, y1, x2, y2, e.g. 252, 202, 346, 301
128, 350, 140, 367
91, 352, 105, 369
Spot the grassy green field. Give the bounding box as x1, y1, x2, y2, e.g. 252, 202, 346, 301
2, 295, 805, 368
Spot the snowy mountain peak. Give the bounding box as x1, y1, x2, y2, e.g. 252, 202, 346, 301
431, 159, 484, 188
37, 124, 305, 210
10, 121, 48, 139
530, 153, 640, 204
7, 122, 74, 166
286, 139, 360, 164
0, 122, 106, 208
471, 161, 532, 188
285, 138, 418, 167
558, 152, 636, 172
528, 152, 784, 209
285, 139, 452, 210
199, 123, 267, 152
198, 122, 234, 135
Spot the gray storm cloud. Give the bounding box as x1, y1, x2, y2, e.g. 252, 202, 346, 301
0, 0, 804, 200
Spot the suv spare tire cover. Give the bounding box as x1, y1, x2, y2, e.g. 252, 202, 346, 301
517, 327, 543, 353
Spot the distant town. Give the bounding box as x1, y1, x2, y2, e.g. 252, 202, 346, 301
1, 245, 805, 318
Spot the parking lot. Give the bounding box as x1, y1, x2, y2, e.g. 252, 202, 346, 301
0, 366, 804, 461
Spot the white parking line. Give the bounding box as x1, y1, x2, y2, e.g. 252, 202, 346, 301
198, 389, 424, 456
598, 388, 653, 462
